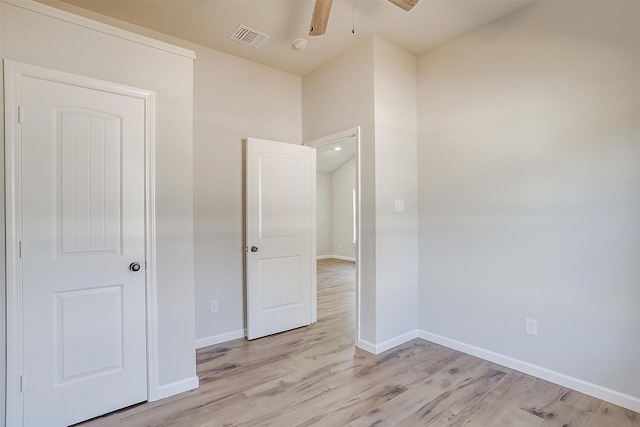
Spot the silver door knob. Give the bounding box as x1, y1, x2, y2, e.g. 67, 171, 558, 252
250, 246, 259, 253
129, 262, 141, 272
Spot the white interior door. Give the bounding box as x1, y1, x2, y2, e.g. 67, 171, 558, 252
245, 137, 316, 340
20, 74, 147, 426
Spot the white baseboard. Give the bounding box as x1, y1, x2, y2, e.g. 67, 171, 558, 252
317, 255, 333, 260
357, 330, 418, 355
357, 338, 377, 354
418, 330, 640, 413
195, 329, 246, 349
152, 375, 200, 401
375, 330, 419, 354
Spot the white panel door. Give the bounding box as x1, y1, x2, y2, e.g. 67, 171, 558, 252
245, 138, 315, 340
20, 75, 147, 426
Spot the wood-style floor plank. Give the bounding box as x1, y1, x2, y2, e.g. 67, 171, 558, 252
79, 259, 640, 426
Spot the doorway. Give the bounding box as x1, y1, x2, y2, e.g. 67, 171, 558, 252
306, 127, 361, 342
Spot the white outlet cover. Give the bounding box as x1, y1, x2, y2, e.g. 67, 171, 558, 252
394, 199, 405, 212
525, 318, 537, 336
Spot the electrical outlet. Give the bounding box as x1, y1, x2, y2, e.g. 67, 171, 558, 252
525, 318, 537, 336
210, 300, 219, 313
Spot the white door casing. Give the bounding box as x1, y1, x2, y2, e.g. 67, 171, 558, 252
245, 137, 316, 340
4, 61, 159, 426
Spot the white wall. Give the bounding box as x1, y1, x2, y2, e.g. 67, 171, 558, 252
417, 0, 640, 408
331, 158, 356, 260
303, 36, 419, 351
0, 0, 197, 407
372, 36, 419, 346
316, 172, 332, 257
191, 45, 302, 347
303, 38, 377, 344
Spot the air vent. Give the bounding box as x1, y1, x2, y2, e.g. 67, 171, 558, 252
229, 25, 270, 48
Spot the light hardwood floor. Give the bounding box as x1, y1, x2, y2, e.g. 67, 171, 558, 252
81, 258, 639, 426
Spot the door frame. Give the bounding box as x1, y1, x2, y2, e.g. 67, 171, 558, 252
3, 60, 160, 425
305, 127, 361, 344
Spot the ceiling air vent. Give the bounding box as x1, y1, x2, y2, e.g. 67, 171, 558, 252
229, 25, 270, 48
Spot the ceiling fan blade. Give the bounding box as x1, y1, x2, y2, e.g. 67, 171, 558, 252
309, 0, 333, 36
388, 0, 419, 11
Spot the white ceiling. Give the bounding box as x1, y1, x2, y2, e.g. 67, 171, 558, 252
51, 0, 535, 76
317, 137, 357, 174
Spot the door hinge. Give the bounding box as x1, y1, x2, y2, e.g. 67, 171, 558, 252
145, 261, 148, 270
18, 105, 23, 124
19, 241, 23, 259
19, 374, 24, 392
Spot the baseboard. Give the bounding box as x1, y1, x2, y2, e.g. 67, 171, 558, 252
357, 338, 377, 354
317, 255, 333, 260
357, 330, 418, 355
375, 330, 419, 354
195, 329, 246, 349
152, 375, 200, 401
417, 330, 640, 413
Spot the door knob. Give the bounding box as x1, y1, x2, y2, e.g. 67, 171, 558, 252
250, 246, 259, 253
129, 262, 141, 272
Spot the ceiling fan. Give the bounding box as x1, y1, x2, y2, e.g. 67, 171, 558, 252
309, 0, 419, 36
